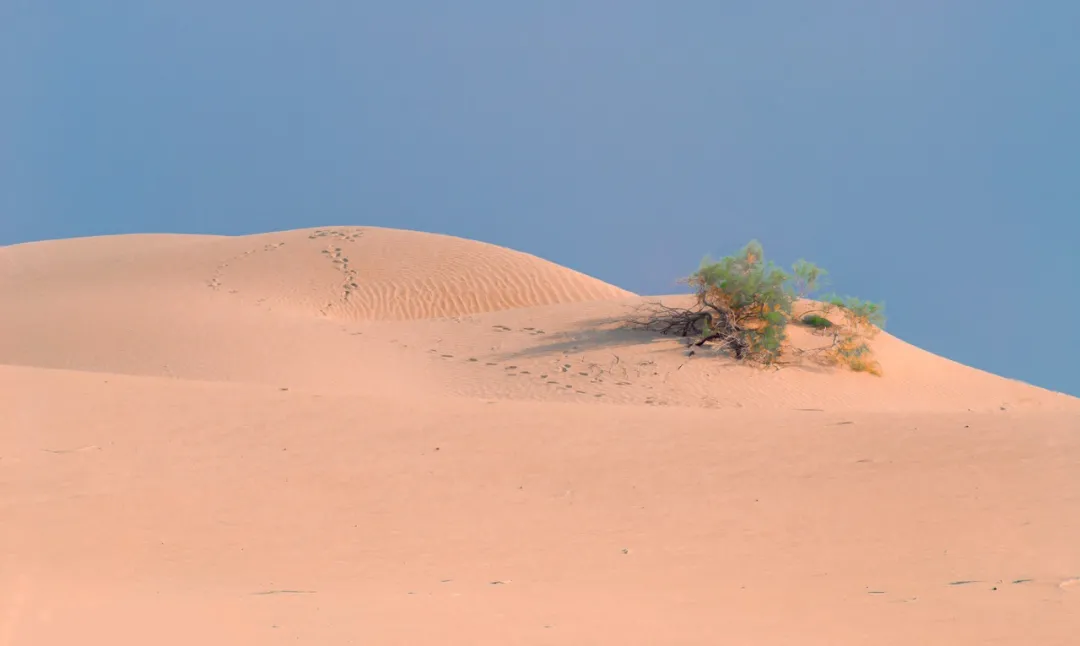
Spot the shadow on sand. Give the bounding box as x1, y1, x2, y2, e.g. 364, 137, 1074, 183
492, 309, 850, 377
492, 316, 680, 362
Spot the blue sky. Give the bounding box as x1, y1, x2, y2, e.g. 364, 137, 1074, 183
4, 2, 1078, 396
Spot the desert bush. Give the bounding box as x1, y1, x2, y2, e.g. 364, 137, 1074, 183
800, 313, 834, 330
630, 240, 885, 374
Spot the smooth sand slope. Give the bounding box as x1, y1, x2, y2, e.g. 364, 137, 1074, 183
2, 226, 1079, 645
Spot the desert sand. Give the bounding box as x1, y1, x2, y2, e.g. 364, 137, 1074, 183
2, 226, 1078, 645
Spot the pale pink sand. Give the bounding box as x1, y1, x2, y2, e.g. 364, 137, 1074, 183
2, 227, 1078, 645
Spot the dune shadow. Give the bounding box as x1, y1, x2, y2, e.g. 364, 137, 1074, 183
492, 312, 859, 378
493, 316, 682, 361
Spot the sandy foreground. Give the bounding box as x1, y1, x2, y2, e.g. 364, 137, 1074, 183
2, 226, 1078, 645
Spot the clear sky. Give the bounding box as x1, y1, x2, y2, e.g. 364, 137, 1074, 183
4, 2, 1078, 396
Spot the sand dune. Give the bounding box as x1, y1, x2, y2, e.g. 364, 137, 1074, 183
1, 226, 632, 320
2, 227, 1079, 645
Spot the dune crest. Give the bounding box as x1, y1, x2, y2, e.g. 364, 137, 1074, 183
2, 226, 1076, 412
299, 226, 638, 320
1, 226, 633, 321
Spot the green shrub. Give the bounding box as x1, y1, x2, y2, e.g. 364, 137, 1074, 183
800, 313, 835, 330
670, 240, 886, 374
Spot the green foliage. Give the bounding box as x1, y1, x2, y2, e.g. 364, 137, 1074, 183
800, 313, 835, 330
688, 240, 796, 364
790, 259, 828, 296
695, 240, 793, 314
821, 293, 887, 329
685, 240, 885, 374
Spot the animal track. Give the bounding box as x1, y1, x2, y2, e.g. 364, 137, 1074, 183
410, 328, 673, 403
863, 576, 1073, 600
206, 241, 286, 292
490, 324, 545, 335
308, 228, 364, 243
312, 229, 364, 308
320, 246, 358, 302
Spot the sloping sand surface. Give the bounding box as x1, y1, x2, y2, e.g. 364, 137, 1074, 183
3, 227, 1079, 645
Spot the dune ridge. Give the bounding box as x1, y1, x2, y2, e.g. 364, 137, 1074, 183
3, 226, 1074, 411
1, 226, 635, 321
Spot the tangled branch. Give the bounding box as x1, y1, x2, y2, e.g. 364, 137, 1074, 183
627, 300, 751, 360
